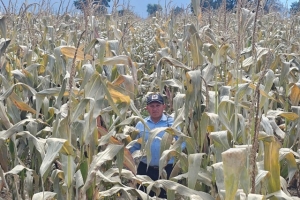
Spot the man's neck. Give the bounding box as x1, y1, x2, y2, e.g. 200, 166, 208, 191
150, 115, 163, 123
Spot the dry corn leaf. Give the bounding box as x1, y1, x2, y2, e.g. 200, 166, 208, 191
112, 75, 125, 86
9, 92, 37, 115
60, 46, 93, 61
260, 135, 281, 193
155, 35, 166, 48
277, 112, 299, 121
289, 83, 300, 106
267, 110, 299, 121
108, 89, 130, 104
107, 82, 130, 104
112, 75, 135, 99
222, 148, 248, 200
249, 83, 277, 102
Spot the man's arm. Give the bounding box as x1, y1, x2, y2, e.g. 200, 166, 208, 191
129, 138, 141, 154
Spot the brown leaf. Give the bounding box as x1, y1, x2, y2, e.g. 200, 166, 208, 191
9, 93, 37, 114
289, 83, 300, 106
107, 82, 130, 104
60, 46, 93, 61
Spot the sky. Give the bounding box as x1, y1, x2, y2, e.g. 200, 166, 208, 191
8, 0, 190, 18
119, 0, 190, 17
6, 0, 294, 18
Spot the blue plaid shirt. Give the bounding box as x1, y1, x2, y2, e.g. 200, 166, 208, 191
130, 114, 182, 166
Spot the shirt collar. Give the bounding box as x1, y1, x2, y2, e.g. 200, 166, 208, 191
146, 113, 168, 123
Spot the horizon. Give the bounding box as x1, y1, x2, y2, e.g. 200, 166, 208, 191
2, 0, 295, 18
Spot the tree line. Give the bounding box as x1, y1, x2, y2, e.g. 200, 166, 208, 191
73, 0, 300, 18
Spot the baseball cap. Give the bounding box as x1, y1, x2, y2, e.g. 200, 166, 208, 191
146, 93, 164, 105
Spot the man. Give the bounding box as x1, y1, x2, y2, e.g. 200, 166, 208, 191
130, 93, 179, 198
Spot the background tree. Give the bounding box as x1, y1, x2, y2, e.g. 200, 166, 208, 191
173, 6, 184, 15
147, 4, 162, 16
190, 0, 236, 11
74, 0, 111, 12
263, 0, 283, 13
191, 0, 282, 13
117, 9, 135, 17
290, 1, 300, 14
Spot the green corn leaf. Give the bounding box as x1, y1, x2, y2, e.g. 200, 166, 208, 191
0, 39, 10, 58
0, 16, 6, 38
81, 144, 124, 192
159, 149, 188, 177
279, 148, 298, 184
209, 131, 231, 162
147, 179, 214, 199
145, 127, 187, 168
51, 169, 64, 200
40, 138, 75, 179
187, 153, 206, 189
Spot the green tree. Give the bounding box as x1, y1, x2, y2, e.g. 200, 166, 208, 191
290, 1, 300, 14
173, 6, 184, 15
263, 0, 283, 13
190, 0, 236, 13
117, 9, 135, 17
74, 0, 111, 12
146, 4, 162, 16
191, 0, 281, 13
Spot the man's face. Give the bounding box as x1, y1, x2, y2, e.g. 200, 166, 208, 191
146, 102, 166, 120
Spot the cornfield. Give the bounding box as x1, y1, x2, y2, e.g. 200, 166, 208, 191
0, 0, 300, 199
